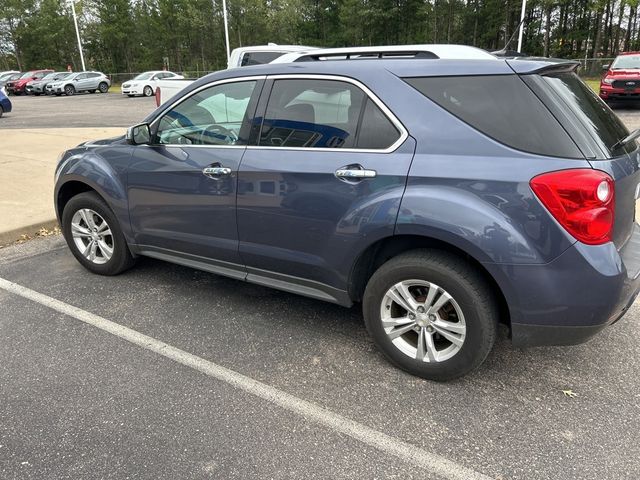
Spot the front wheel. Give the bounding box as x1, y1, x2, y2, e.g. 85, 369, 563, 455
98, 82, 109, 93
62, 192, 136, 275
363, 250, 498, 381
143, 85, 153, 97
64, 84, 75, 96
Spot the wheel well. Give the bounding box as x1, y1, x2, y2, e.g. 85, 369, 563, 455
348, 235, 510, 326
57, 181, 95, 218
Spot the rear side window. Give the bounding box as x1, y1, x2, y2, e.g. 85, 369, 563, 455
357, 98, 401, 149
241, 51, 286, 66
404, 75, 583, 158
259, 78, 401, 149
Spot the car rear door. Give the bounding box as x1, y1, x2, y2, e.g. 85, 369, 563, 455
85, 73, 100, 90
236, 75, 415, 302
127, 77, 264, 273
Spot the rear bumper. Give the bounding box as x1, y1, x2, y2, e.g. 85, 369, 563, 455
485, 223, 640, 347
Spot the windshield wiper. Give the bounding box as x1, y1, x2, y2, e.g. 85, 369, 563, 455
611, 129, 640, 151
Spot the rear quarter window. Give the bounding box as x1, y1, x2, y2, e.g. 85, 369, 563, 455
404, 75, 583, 159
539, 73, 633, 158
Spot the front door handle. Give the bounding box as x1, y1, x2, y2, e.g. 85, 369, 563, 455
335, 166, 377, 180
203, 166, 232, 177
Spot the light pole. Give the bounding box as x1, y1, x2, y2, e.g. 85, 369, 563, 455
517, 0, 527, 53
69, 0, 86, 71
222, 0, 230, 62
213, 0, 231, 64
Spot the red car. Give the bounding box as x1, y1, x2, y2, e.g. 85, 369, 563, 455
5, 69, 53, 95
600, 52, 640, 102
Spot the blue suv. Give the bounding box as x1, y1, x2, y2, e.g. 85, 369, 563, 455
54, 46, 640, 380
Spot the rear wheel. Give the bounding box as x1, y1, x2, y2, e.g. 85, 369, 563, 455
363, 250, 498, 381
99, 82, 109, 93
143, 85, 153, 97
62, 192, 136, 275
64, 84, 75, 96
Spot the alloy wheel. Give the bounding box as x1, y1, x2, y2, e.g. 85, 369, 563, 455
380, 280, 466, 363
70, 209, 114, 265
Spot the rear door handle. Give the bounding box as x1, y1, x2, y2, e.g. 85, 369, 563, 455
203, 166, 232, 177
335, 167, 377, 180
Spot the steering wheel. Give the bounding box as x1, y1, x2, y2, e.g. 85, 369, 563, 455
200, 124, 238, 145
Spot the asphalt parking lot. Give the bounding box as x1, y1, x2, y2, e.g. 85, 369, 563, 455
1, 235, 639, 480
1, 91, 640, 479
0, 93, 157, 129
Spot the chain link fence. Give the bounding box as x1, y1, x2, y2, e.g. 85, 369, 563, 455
579, 58, 616, 77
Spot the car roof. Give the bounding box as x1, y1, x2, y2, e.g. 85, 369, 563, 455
272, 44, 496, 63
207, 56, 577, 84
234, 44, 316, 54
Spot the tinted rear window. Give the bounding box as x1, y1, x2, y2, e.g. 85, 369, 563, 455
540, 73, 632, 158
241, 51, 285, 66
404, 75, 583, 158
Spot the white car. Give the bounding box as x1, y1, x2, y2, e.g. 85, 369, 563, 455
121, 71, 184, 97
155, 45, 319, 106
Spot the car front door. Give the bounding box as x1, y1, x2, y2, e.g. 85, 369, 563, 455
73, 73, 86, 90
127, 77, 264, 274
237, 76, 415, 302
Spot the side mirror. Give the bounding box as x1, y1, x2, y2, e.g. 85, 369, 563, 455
602, 64, 610, 71
126, 123, 152, 145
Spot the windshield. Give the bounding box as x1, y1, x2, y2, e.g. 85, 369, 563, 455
133, 72, 154, 80
41, 73, 57, 80
20, 71, 36, 79
541, 72, 633, 157
611, 55, 640, 70
55, 73, 71, 80
0, 72, 15, 81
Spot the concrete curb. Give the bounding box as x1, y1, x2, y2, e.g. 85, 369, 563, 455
0, 219, 60, 246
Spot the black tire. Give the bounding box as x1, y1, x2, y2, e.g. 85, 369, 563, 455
127, 94, 135, 97
99, 82, 109, 93
363, 250, 498, 381
0, 106, 3, 118
64, 84, 75, 96
143, 85, 153, 97
62, 192, 136, 276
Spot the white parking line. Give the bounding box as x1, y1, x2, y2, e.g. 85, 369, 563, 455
0, 276, 492, 480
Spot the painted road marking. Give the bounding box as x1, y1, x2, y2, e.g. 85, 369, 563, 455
0, 276, 492, 480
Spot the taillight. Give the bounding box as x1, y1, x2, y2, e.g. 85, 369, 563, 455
155, 87, 161, 107
530, 169, 615, 245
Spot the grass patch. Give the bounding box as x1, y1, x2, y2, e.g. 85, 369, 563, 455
583, 78, 600, 93
108, 84, 121, 94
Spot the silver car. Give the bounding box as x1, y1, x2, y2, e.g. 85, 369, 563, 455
26, 72, 71, 95
46, 71, 111, 96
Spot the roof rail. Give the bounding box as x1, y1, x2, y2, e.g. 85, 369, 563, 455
293, 50, 439, 62
271, 45, 496, 64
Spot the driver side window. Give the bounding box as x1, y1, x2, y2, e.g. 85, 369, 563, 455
157, 80, 257, 146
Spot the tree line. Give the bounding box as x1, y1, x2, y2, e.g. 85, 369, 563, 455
0, 0, 635, 75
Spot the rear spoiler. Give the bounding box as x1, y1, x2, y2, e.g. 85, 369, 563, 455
506, 58, 580, 75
